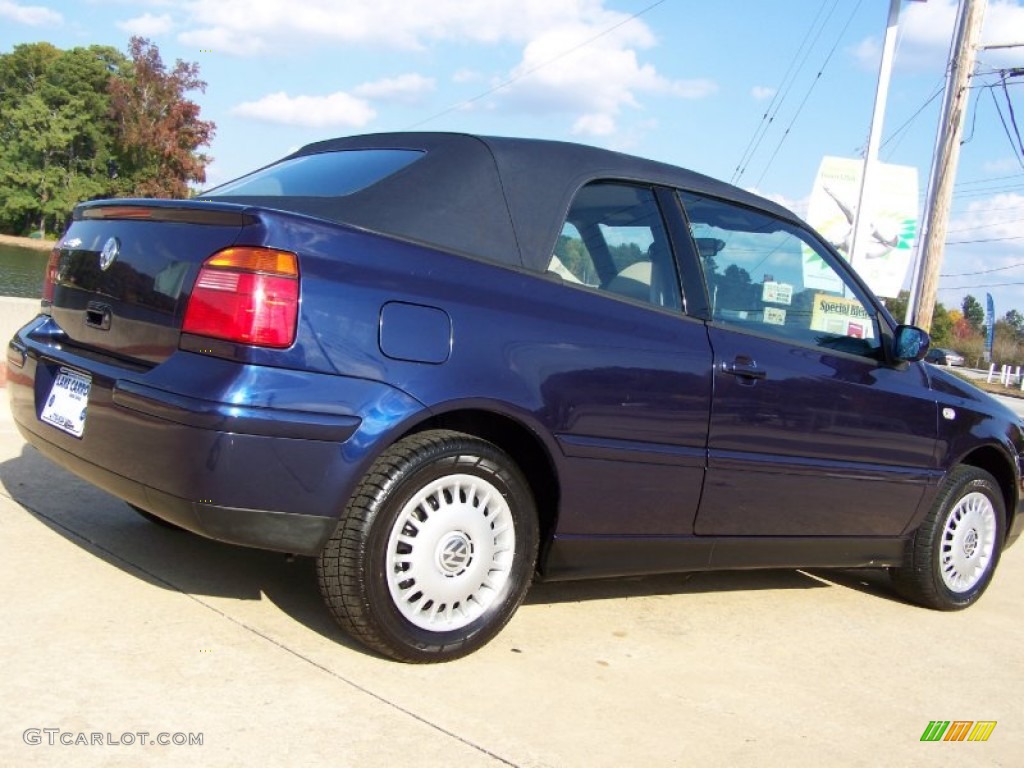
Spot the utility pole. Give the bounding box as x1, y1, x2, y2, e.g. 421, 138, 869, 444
906, 0, 988, 331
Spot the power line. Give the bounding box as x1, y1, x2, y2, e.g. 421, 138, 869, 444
954, 217, 1024, 233
946, 212, 1024, 232
942, 280, 1024, 289
956, 172, 1024, 186
987, 81, 1024, 168
731, 0, 840, 184
915, 175, 1024, 203
947, 234, 1024, 244
1001, 72, 1024, 159
950, 203, 1024, 217
942, 204, 1024, 219
878, 81, 944, 158
754, 0, 866, 188
950, 182, 1024, 199
942, 261, 1024, 277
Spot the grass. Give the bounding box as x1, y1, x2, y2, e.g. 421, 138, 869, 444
947, 368, 1024, 399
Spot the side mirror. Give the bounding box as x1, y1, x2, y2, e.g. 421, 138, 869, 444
894, 325, 930, 362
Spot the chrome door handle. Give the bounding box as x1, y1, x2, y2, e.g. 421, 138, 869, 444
721, 360, 766, 380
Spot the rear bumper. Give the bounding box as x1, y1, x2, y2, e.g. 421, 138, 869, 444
6, 321, 424, 555
17, 426, 338, 555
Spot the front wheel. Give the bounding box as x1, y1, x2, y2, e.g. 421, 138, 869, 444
317, 430, 539, 662
892, 466, 1004, 610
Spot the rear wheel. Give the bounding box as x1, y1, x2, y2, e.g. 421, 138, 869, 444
317, 430, 539, 662
892, 466, 1004, 610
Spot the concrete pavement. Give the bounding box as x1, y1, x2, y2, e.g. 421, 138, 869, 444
2, 403, 1023, 767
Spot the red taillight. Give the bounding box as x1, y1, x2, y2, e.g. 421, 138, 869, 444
182, 247, 299, 348
41, 246, 60, 305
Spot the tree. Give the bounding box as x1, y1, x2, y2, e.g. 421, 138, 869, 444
882, 291, 951, 344
0, 38, 214, 237
1004, 309, 1024, 338
0, 43, 127, 234
109, 37, 215, 198
993, 319, 1024, 367
930, 302, 952, 346
883, 291, 909, 324
962, 294, 984, 331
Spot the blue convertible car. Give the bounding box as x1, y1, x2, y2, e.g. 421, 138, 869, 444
7, 133, 1023, 661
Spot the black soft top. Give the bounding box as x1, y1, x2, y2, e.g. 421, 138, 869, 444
211, 132, 801, 272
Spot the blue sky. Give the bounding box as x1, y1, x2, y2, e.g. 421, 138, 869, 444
3, 0, 1024, 318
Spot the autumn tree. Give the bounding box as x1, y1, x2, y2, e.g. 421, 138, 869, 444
961, 294, 985, 331
0, 37, 214, 236
929, 303, 953, 346
109, 37, 215, 198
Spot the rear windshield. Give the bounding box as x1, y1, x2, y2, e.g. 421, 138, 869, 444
204, 149, 424, 197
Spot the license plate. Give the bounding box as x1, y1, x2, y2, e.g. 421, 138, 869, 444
40, 368, 91, 438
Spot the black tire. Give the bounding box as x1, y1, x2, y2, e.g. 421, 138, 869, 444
128, 503, 185, 531
317, 430, 539, 662
892, 466, 1004, 610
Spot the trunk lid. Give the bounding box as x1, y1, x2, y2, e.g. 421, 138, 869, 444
50, 201, 254, 364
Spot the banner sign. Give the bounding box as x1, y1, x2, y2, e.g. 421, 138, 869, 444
986, 293, 995, 363
804, 156, 918, 298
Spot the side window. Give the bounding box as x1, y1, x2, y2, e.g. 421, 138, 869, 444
679, 191, 882, 358
548, 183, 681, 311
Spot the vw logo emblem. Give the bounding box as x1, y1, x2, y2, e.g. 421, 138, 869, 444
442, 539, 469, 569
437, 532, 473, 576
99, 237, 120, 271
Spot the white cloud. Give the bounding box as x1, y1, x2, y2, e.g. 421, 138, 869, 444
231, 91, 376, 128
172, 0, 712, 135
981, 1, 1024, 65
178, 0, 640, 52
856, 0, 1024, 70
852, 37, 882, 70
497, 20, 716, 136
0, 0, 61, 26
178, 26, 269, 56
938, 192, 1024, 312
232, 74, 438, 129
573, 113, 616, 137
352, 74, 435, 105
983, 157, 1024, 174
901, 0, 959, 50
751, 86, 776, 101
952, 193, 1024, 242
601, 117, 659, 152
116, 13, 174, 37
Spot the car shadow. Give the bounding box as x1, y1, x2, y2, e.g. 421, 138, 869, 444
805, 566, 907, 604
0, 443, 903, 655
527, 569, 818, 606
0, 442, 365, 653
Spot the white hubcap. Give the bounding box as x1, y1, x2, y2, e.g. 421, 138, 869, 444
386, 474, 515, 631
940, 491, 997, 593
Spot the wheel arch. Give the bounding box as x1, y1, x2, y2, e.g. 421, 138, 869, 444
959, 444, 1018, 541
400, 408, 562, 550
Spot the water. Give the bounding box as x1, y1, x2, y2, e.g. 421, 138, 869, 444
0, 243, 48, 298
